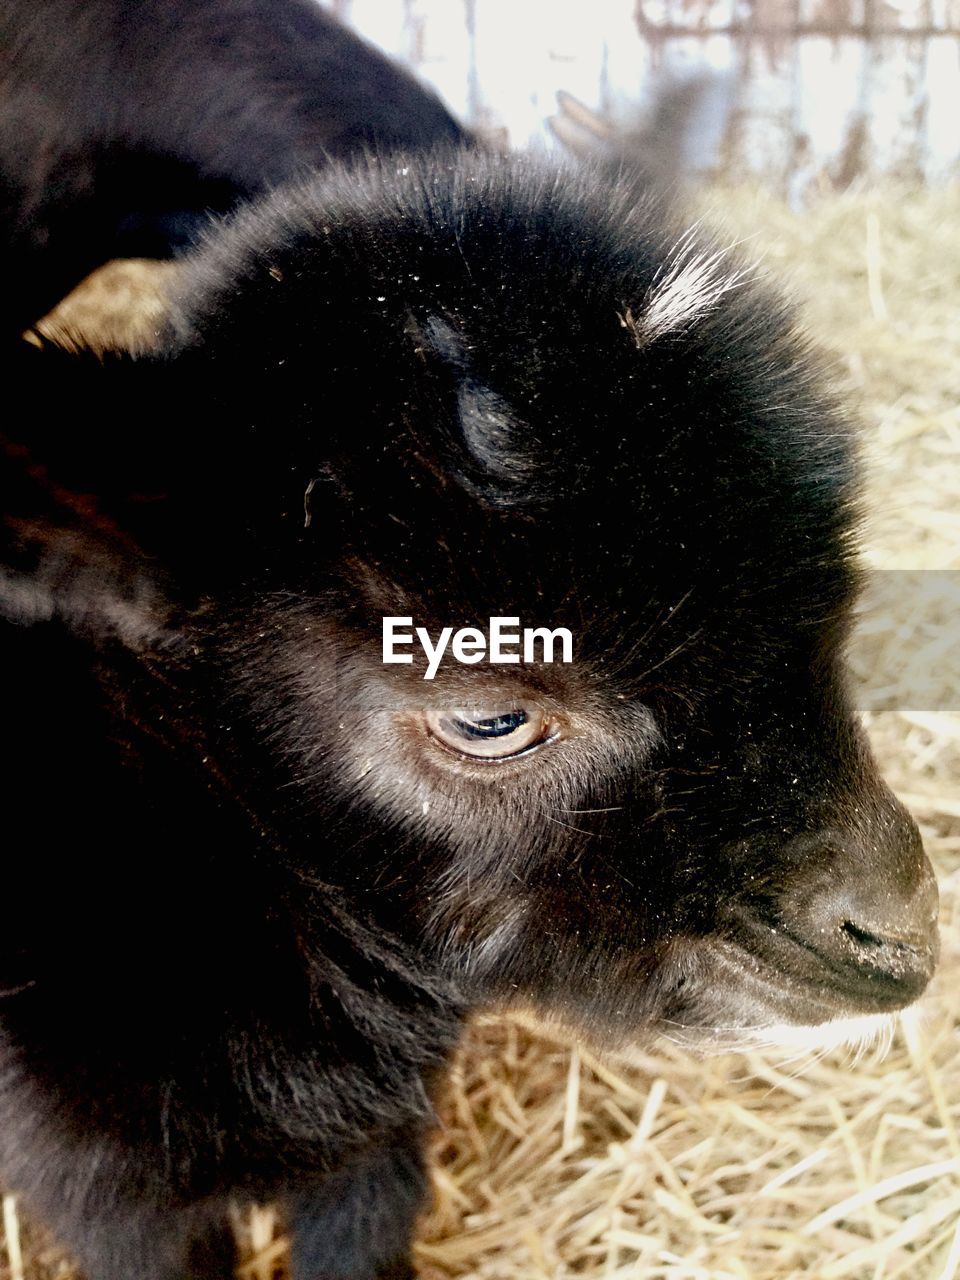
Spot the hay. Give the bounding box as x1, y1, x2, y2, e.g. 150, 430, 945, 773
3, 182, 959, 1280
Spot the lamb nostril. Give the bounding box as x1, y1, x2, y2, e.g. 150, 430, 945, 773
768, 825, 939, 1004
840, 920, 917, 953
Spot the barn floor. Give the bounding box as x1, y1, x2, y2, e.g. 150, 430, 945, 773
4, 181, 960, 1280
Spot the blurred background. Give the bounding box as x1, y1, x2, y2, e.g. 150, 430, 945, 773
320, 0, 960, 190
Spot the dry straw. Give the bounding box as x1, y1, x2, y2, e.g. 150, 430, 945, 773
5, 181, 959, 1280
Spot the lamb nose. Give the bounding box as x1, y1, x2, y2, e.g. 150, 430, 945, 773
809, 860, 940, 996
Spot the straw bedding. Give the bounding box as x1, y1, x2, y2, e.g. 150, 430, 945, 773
4, 181, 959, 1280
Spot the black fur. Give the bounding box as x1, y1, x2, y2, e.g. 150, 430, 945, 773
0, 0, 468, 334
0, 150, 939, 1278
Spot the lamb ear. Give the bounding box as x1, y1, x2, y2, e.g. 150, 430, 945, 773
1, 339, 180, 649
0, 487, 173, 652
1, 329, 344, 622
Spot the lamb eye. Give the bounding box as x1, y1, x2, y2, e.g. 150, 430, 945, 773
425, 704, 550, 760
